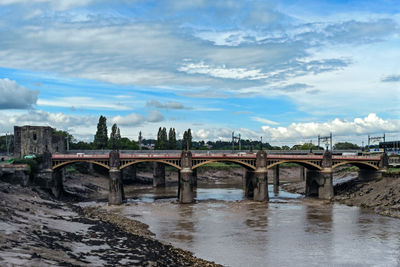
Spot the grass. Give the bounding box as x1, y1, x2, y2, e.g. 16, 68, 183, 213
197, 162, 241, 171
387, 168, 400, 173
65, 165, 79, 174
338, 166, 360, 173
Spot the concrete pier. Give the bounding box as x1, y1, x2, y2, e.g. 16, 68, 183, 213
179, 150, 194, 203
109, 168, 123, 205
179, 168, 194, 203
273, 165, 279, 195
305, 149, 334, 200
153, 162, 166, 187
253, 150, 269, 202
253, 169, 268, 201
108, 150, 124, 205
244, 170, 255, 198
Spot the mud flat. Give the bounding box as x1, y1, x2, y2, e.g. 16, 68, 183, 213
0, 181, 221, 266
281, 168, 400, 219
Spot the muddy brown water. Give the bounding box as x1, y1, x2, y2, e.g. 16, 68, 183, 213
105, 182, 400, 267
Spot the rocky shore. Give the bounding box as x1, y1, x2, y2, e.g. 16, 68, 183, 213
0, 181, 221, 266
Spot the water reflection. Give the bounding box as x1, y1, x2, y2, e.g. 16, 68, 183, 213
118, 183, 400, 267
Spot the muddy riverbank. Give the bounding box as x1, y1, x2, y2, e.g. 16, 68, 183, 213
0, 181, 221, 266
281, 168, 400, 219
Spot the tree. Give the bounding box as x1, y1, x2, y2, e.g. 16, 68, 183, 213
182, 128, 192, 150
155, 127, 168, 150
334, 142, 360, 150
168, 128, 177, 149
109, 123, 121, 150
94, 115, 108, 149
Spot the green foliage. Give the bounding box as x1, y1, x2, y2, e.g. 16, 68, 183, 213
182, 129, 192, 150
65, 165, 79, 174
197, 162, 241, 171
168, 128, 177, 149
94, 115, 108, 149
0, 134, 13, 153
387, 168, 400, 173
109, 123, 121, 149
155, 127, 168, 150
119, 137, 139, 150
13, 155, 42, 176
334, 142, 360, 150
291, 143, 321, 150
338, 166, 359, 173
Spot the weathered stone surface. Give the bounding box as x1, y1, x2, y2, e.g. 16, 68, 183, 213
253, 169, 269, 202
273, 165, 279, 194
305, 169, 333, 200
153, 162, 165, 187
109, 168, 123, 205
14, 125, 65, 158
179, 168, 194, 203
243, 170, 255, 198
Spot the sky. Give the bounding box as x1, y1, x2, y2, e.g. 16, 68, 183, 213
0, 0, 399, 146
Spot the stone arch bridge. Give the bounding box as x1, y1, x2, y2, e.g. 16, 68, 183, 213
43, 150, 386, 204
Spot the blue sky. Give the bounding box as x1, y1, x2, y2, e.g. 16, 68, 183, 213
0, 0, 399, 145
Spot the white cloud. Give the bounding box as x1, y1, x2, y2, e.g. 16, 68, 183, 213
37, 97, 131, 111
0, 0, 93, 11
111, 113, 145, 126
148, 110, 165, 123
251, 116, 279, 125
261, 113, 400, 141
111, 110, 166, 126
146, 99, 189, 109
178, 61, 268, 80
0, 78, 39, 109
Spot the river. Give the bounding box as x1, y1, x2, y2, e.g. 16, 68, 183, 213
113, 182, 400, 266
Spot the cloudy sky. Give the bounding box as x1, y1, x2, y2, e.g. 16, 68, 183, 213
0, 0, 399, 145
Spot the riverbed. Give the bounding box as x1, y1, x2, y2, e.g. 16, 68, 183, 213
105, 182, 400, 267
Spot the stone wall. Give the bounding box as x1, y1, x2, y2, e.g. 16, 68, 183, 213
14, 126, 66, 158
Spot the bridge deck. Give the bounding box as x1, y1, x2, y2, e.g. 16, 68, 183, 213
52, 153, 381, 161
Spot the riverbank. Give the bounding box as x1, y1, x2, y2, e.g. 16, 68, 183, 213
0, 181, 221, 266
281, 168, 400, 219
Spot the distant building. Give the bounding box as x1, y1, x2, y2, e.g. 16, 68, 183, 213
14, 126, 65, 158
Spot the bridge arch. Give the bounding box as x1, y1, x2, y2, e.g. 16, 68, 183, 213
332, 161, 379, 170
192, 159, 256, 171
53, 160, 110, 171
267, 160, 322, 170
120, 159, 182, 170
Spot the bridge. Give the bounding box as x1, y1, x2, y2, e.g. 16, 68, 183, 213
37, 149, 387, 205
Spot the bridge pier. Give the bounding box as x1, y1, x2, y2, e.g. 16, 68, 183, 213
305, 169, 333, 199
179, 168, 194, 203
305, 149, 334, 200
300, 166, 305, 181
273, 165, 279, 195
108, 150, 124, 205
153, 162, 165, 187
109, 168, 123, 205
179, 150, 194, 203
36, 151, 64, 198
253, 150, 269, 202
253, 168, 268, 201
192, 168, 198, 188
243, 170, 255, 198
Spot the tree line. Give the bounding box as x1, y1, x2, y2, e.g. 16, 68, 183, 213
0, 115, 364, 152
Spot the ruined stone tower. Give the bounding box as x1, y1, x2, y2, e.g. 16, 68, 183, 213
13, 126, 65, 158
